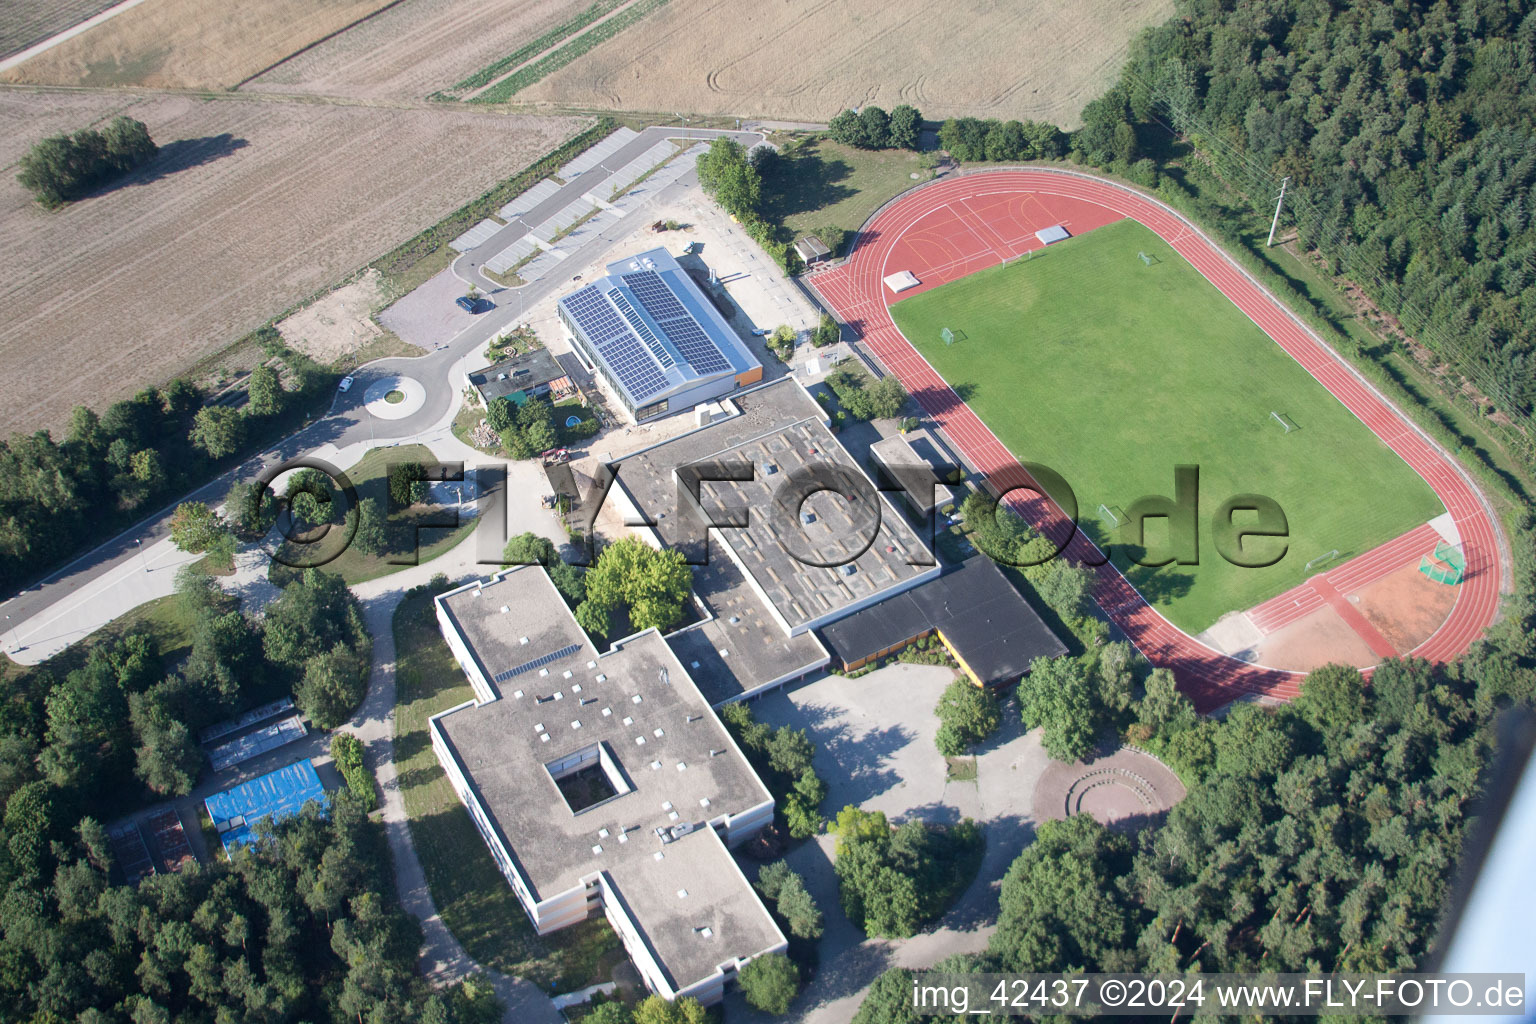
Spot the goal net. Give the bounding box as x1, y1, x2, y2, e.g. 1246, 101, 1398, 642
1097, 503, 1126, 530
1271, 411, 1298, 433
941, 327, 955, 346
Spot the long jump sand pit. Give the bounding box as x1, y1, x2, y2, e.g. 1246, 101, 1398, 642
245, 0, 591, 103
516, 0, 1173, 125
0, 0, 396, 89
0, 93, 583, 436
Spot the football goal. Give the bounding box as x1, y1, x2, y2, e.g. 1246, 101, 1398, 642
1097, 503, 1126, 530
1304, 549, 1341, 573
941, 327, 955, 347
1271, 411, 1298, 433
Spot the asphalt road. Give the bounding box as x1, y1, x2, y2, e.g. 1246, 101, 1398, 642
0, 124, 761, 642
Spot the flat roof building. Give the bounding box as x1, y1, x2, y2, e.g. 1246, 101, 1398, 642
558, 247, 762, 422
467, 348, 572, 406
870, 431, 958, 515
430, 567, 785, 1006
607, 378, 941, 641
793, 235, 831, 265
819, 555, 1068, 684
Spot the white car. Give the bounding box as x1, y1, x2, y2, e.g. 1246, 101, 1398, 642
338, 376, 355, 392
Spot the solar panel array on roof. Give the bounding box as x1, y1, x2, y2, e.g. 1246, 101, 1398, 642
622, 271, 731, 376
609, 290, 674, 368
565, 286, 669, 401
492, 642, 584, 683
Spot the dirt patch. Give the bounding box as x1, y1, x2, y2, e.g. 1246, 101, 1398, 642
1252, 602, 1378, 672
1032, 746, 1185, 831
276, 268, 403, 364
244, 0, 590, 102
0, 92, 582, 436
515, 0, 1172, 127
1350, 561, 1459, 655
0, 0, 395, 89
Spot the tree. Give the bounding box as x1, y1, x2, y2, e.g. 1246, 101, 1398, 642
774, 869, 824, 939
295, 647, 366, 730
575, 599, 611, 640
262, 567, 368, 670
17, 117, 157, 207
583, 1004, 632, 1024
1018, 655, 1098, 763
851, 967, 927, 1024
1033, 561, 1093, 620
189, 406, 245, 459
858, 106, 892, 149
632, 995, 708, 1024
388, 461, 429, 508
993, 814, 1134, 972
864, 375, 908, 420
228, 480, 277, 538
888, 105, 922, 150
169, 501, 228, 553
1093, 640, 1136, 716
696, 138, 761, 220
351, 497, 387, 556
504, 531, 556, 565
828, 109, 866, 147
1296, 662, 1366, 735
129, 693, 201, 796
739, 952, 801, 1013
813, 313, 840, 348
583, 537, 692, 634
933, 679, 999, 755
246, 364, 283, 417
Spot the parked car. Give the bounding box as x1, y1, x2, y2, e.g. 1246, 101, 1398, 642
456, 295, 492, 314
338, 376, 355, 392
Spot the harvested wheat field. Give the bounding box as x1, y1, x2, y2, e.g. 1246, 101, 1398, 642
246, 0, 588, 102
0, 0, 124, 62
517, 0, 1172, 126
0, 0, 395, 89
0, 92, 584, 436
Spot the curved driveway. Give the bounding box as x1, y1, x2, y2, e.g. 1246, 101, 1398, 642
810, 169, 1504, 710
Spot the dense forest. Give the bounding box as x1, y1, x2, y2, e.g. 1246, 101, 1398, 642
1100, 0, 1536, 462
0, 564, 379, 1021
0, 340, 329, 594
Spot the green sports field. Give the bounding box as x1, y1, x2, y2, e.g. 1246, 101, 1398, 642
891, 218, 1443, 634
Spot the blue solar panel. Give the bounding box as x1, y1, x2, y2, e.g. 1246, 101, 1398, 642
622, 271, 732, 376
608, 290, 674, 369
564, 286, 669, 401
659, 316, 732, 375
622, 271, 689, 323
493, 643, 584, 683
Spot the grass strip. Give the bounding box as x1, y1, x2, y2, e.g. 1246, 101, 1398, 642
472, 0, 671, 104
448, 0, 630, 93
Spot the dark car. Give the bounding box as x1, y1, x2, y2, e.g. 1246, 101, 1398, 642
456, 295, 492, 314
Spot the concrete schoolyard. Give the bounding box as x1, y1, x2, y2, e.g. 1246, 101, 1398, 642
725, 663, 1053, 1024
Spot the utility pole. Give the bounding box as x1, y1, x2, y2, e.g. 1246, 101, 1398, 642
1267, 175, 1290, 247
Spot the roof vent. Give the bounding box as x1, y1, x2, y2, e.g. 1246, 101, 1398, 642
800, 512, 815, 525
698, 926, 714, 938
840, 564, 857, 577
677, 889, 689, 899
499, 605, 510, 614
519, 636, 529, 645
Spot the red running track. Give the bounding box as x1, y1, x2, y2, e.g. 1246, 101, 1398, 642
810, 169, 1502, 711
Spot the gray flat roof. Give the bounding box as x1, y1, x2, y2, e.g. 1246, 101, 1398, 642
433, 568, 781, 988
870, 432, 957, 509
468, 349, 567, 404
613, 378, 935, 633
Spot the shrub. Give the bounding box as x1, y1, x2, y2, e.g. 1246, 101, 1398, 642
738, 953, 801, 1014
330, 732, 377, 811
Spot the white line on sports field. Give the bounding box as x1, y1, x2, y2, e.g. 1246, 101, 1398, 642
0, 0, 156, 73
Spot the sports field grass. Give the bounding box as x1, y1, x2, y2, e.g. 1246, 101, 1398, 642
891, 219, 1444, 634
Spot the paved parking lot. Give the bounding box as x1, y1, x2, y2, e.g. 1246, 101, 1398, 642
727, 664, 1052, 1024
377, 268, 487, 351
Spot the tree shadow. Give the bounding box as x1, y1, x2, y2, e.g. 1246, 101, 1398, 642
79, 135, 251, 202
759, 147, 858, 226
